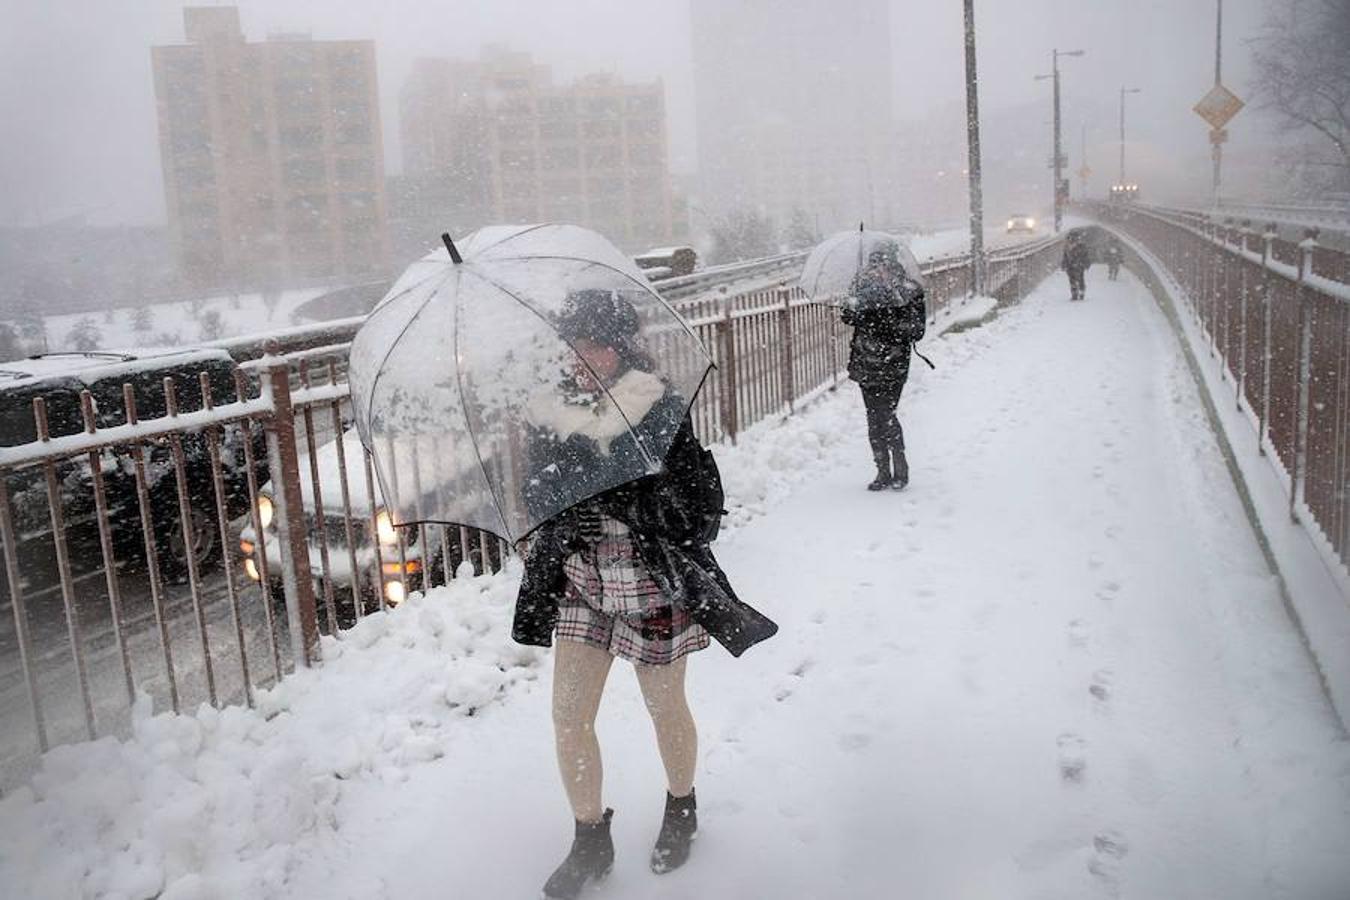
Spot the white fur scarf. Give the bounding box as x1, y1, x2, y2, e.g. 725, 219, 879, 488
527, 370, 666, 454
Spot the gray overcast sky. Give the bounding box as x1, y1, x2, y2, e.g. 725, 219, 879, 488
0, 0, 1269, 226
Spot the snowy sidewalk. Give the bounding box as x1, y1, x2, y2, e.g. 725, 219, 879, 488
4, 269, 1350, 899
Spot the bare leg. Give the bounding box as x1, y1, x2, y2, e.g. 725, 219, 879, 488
634, 656, 697, 798
553, 639, 615, 823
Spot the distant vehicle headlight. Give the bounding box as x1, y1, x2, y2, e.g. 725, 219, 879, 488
257, 494, 274, 530
375, 509, 398, 545
1026, 218, 1036, 229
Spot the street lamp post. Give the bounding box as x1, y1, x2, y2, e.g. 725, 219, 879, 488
1119, 87, 1141, 185
963, 0, 985, 297
1213, 0, 1224, 205
1036, 48, 1084, 233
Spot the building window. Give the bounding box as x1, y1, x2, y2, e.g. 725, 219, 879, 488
284, 158, 325, 183
625, 94, 659, 116
583, 96, 620, 118
539, 119, 578, 141
281, 125, 322, 149
542, 146, 579, 169
336, 123, 371, 145
336, 157, 373, 181
583, 119, 620, 140
585, 144, 621, 168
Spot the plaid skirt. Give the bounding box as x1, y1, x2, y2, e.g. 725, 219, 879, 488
557, 515, 709, 666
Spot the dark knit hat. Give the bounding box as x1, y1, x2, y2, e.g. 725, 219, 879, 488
556, 289, 641, 349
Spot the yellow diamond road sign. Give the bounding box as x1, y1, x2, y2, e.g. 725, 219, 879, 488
1194, 84, 1245, 131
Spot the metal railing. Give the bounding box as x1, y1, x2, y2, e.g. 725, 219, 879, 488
0, 236, 1063, 783
1089, 201, 1350, 578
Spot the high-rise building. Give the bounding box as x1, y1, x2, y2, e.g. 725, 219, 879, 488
399, 47, 677, 252
690, 0, 894, 233
152, 6, 389, 292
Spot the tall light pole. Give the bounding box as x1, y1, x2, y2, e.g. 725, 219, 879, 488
1213, 0, 1224, 205
963, 0, 985, 297
1119, 87, 1141, 185
1036, 48, 1084, 233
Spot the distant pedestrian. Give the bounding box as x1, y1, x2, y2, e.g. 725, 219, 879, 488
842, 244, 927, 491
513, 289, 778, 900
1105, 239, 1123, 281
1062, 230, 1092, 300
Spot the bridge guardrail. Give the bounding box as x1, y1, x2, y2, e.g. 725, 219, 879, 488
1087, 201, 1349, 582
0, 234, 1062, 784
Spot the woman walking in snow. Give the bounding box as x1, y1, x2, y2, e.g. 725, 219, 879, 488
842, 244, 927, 491
513, 289, 778, 899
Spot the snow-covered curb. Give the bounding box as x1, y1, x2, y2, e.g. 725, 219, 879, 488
1109, 226, 1350, 729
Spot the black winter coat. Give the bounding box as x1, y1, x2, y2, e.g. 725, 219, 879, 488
841, 298, 927, 389
513, 394, 778, 658
1062, 242, 1092, 274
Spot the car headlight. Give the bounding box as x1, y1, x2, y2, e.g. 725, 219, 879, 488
1027, 218, 1036, 229
375, 509, 398, 545
257, 494, 274, 530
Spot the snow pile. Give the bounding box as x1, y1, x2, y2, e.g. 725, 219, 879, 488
0, 567, 541, 899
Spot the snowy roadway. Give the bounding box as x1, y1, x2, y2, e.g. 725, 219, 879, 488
3, 267, 1349, 899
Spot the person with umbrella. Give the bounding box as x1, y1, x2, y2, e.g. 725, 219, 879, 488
1062, 229, 1093, 300
347, 227, 777, 900
800, 229, 927, 491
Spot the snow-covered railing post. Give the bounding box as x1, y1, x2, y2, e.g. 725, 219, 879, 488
715, 287, 740, 444
1290, 227, 1319, 524
1258, 222, 1277, 457
260, 340, 322, 667
1236, 220, 1252, 411
778, 283, 795, 415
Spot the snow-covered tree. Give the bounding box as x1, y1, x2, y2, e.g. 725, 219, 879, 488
68, 317, 102, 351
1251, 0, 1350, 191
131, 306, 153, 334
708, 209, 777, 265
198, 309, 224, 341
0, 324, 21, 363
783, 207, 821, 250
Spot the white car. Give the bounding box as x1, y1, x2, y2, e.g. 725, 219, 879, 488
1006, 214, 1037, 234
238, 429, 501, 626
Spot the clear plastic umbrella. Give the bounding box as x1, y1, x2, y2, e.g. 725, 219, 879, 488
347, 224, 713, 543
799, 226, 925, 309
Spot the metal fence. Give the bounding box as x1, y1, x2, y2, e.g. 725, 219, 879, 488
0, 236, 1062, 783
1091, 202, 1350, 578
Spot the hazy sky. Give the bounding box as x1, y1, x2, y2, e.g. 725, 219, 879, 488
0, 0, 1269, 227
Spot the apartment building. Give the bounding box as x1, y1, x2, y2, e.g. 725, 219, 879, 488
400, 47, 676, 252
152, 6, 389, 291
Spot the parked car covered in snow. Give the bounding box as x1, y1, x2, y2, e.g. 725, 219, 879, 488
0, 348, 266, 600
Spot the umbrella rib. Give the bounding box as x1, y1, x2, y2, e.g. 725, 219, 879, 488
360, 270, 451, 449
467, 222, 554, 256
453, 269, 515, 540
362, 266, 448, 329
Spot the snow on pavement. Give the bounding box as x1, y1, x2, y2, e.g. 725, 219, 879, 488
3, 268, 1349, 899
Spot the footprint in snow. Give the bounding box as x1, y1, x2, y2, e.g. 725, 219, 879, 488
1087, 829, 1130, 897
1089, 669, 1114, 707
1067, 618, 1089, 649
1057, 732, 1088, 784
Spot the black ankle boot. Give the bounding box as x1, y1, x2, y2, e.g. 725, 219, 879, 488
650, 789, 697, 874
890, 447, 909, 490
867, 453, 892, 491
543, 808, 614, 899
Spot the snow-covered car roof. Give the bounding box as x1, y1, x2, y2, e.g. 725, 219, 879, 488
0, 348, 235, 389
